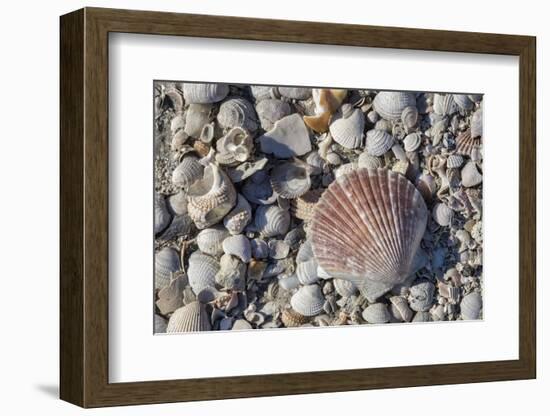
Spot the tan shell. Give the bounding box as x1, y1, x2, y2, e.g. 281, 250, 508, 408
365, 129, 394, 156
183, 83, 229, 104
303, 89, 347, 133
217, 97, 259, 133
270, 160, 311, 199
290, 284, 325, 317
166, 302, 212, 333
155, 247, 181, 289
290, 189, 323, 222
310, 168, 428, 288
187, 163, 237, 229
223, 194, 252, 235
433, 93, 459, 116
172, 156, 204, 189
329, 104, 365, 149
281, 308, 310, 327
254, 205, 291, 237
456, 129, 482, 157
372, 91, 417, 121
215, 127, 253, 166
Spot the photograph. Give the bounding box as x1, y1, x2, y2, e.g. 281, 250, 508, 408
153, 82, 483, 333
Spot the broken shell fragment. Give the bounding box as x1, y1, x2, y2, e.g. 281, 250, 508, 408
259, 114, 312, 158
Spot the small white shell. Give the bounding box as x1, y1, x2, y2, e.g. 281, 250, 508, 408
255, 99, 291, 131
471, 108, 483, 138
254, 205, 291, 238
453, 94, 474, 111
460, 292, 482, 320
155, 247, 180, 289
217, 97, 259, 133
187, 252, 220, 295
196, 225, 229, 256
167, 302, 212, 332
433, 93, 459, 116
223, 194, 252, 235
154, 193, 172, 235
403, 132, 422, 152
270, 160, 311, 199
401, 105, 418, 129
296, 241, 314, 263
290, 285, 325, 317
333, 279, 357, 297
365, 129, 394, 156
184, 104, 212, 138
296, 259, 319, 285
372, 91, 417, 121
357, 153, 382, 169
446, 154, 464, 169
432, 203, 454, 226
461, 161, 482, 188
215, 127, 253, 166
183, 83, 229, 104
362, 303, 391, 324
259, 113, 312, 158
329, 104, 365, 149
172, 156, 204, 189
222, 234, 252, 263
409, 281, 435, 312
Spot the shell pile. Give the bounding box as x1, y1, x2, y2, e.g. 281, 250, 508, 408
154, 82, 483, 333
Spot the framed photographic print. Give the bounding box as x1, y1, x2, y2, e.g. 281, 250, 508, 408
60, 7, 536, 408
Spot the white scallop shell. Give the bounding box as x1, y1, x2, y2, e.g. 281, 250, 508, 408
365, 129, 394, 156
154, 314, 168, 333
403, 132, 422, 152
471, 108, 483, 138
310, 168, 428, 288
460, 291, 482, 320
461, 161, 482, 188
223, 194, 252, 235
215, 127, 253, 166
362, 303, 391, 324
329, 104, 365, 149
408, 280, 435, 312
453, 94, 474, 111
432, 203, 454, 226
255, 99, 291, 131
184, 103, 212, 138
433, 93, 459, 116
270, 160, 311, 199
222, 234, 252, 263
196, 225, 229, 256
187, 163, 237, 229
296, 259, 319, 285
357, 153, 383, 169
166, 302, 212, 332
155, 247, 180, 289
401, 105, 418, 129
217, 97, 259, 133
389, 296, 413, 322
290, 284, 325, 317
278, 87, 312, 100
372, 91, 417, 121
446, 154, 464, 169
154, 193, 172, 235
172, 156, 204, 189
187, 252, 220, 295
183, 83, 229, 104
254, 205, 291, 238
333, 278, 357, 297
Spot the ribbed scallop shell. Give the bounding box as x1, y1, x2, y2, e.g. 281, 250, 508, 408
278, 87, 312, 100
270, 160, 311, 199
460, 291, 482, 320
196, 225, 229, 256
290, 284, 325, 317
154, 193, 172, 235
187, 252, 220, 295
296, 259, 319, 285
223, 194, 252, 235
357, 153, 383, 169
183, 83, 229, 104
372, 91, 417, 121
255, 99, 291, 131
254, 205, 291, 238
432, 203, 454, 226
217, 97, 259, 133
456, 129, 482, 157
215, 127, 253, 166
187, 163, 237, 229
155, 247, 181, 289
446, 154, 464, 169
453, 94, 474, 111
362, 303, 391, 324
471, 108, 483, 138
365, 129, 395, 156
433, 93, 459, 115
333, 278, 357, 297
222, 234, 252, 263
403, 132, 422, 152
329, 104, 365, 149
166, 302, 212, 332
461, 161, 482, 187
310, 168, 428, 288
172, 156, 204, 189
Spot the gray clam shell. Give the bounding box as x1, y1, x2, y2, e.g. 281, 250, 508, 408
154, 192, 172, 235
329, 105, 365, 149
183, 83, 229, 104
362, 303, 391, 324
365, 129, 394, 156
254, 205, 291, 238
460, 291, 482, 320
372, 91, 417, 121
167, 190, 188, 216
155, 247, 181, 289
357, 153, 382, 169
196, 225, 229, 256
217, 97, 259, 133
167, 302, 212, 333
333, 278, 357, 297
401, 105, 419, 129
259, 114, 312, 158
222, 234, 252, 263
270, 161, 311, 199
290, 284, 325, 317
187, 252, 220, 295
256, 99, 292, 131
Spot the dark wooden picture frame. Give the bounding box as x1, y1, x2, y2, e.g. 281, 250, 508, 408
60, 7, 536, 408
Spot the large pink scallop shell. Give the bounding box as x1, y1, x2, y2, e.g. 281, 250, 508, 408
310, 168, 427, 287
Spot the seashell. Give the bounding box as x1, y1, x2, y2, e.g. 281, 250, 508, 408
170, 114, 186, 135
268, 239, 290, 260
446, 154, 464, 169
248, 259, 267, 281
284, 227, 306, 250
296, 240, 314, 263
333, 278, 357, 297
167, 190, 188, 216
227, 157, 269, 183
222, 234, 252, 263
403, 132, 422, 152
304, 151, 325, 175
154, 314, 168, 333
326, 152, 341, 166
154, 192, 172, 235
187, 163, 237, 229
471, 108, 483, 138
217, 97, 259, 133
415, 173, 437, 203
432, 203, 454, 226
155, 247, 180, 289
251, 238, 269, 259
172, 156, 204, 189
156, 274, 186, 315
460, 292, 482, 320
290, 284, 325, 317
232, 319, 253, 330
310, 168, 428, 289
362, 303, 391, 324
241, 171, 277, 205
199, 122, 215, 143
187, 252, 220, 295
389, 296, 413, 322
223, 194, 252, 235
215, 127, 253, 166
461, 161, 482, 188
357, 153, 382, 169
296, 259, 319, 285
183, 83, 229, 104
281, 308, 310, 327
278, 87, 311, 100
254, 205, 291, 238
157, 214, 193, 242
401, 105, 418, 130
334, 162, 358, 178
453, 94, 474, 111
408, 280, 435, 312
433, 93, 459, 116
365, 129, 394, 156
270, 160, 311, 199
329, 104, 365, 149
167, 302, 212, 332
170, 130, 190, 152
259, 113, 312, 158
163, 86, 184, 113
303, 89, 347, 133
456, 129, 482, 157
184, 104, 212, 138
250, 85, 278, 101
372, 91, 417, 121
196, 225, 229, 256
255, 99, 291, 131
375, 118, 393, 132
391, 143, 407, 162
468, 94, 483, 103
455, 229, 472, 253
412, 311, 432, 322
215, 253, 246, 291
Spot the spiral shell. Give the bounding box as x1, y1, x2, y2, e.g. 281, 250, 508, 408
296, 259, 319, 285
187, 252, 220, 295
187, 163, 237, 229
255, 99, 291, 131
196, 225, 229, 256
461, 161, 482, 188
362, 303, 391, 324
372, 91, 417, 121
172, 156, 204, 189
254, 205, 291, 238
167, 302, 212, 332
310, 168, 428, 289
433, 93, 459, 116
215, 127, 253, 166
453, 94, 474, 111
460, 291, 482, 320
432, 203, 454, 226
183, 83, 229, 104
290, 284, 325, 317
403, 132, 422, 152
357, 153, 383, 169
155, 247, 181, 289
154, 193, 172, 235
333, 278, 357, 297
217, 97, 259, 132
270, 160, 311, 199
471, 108, 483, 138
223, 194, 252, 235
278, 87, 312, 100
222, 234, 252, 263
329, 104, 365, 149
456, 129, 482, 157
365, 129, 394, 156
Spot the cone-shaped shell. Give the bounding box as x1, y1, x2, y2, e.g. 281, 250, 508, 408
187, 252, 220, 295
365, 129, 394, 157
183, 83, 229, 104
373, 91, 417, 121
172, 156, 204, 189
254, 205, 291, 238
329, 105, 365, 149
217, 97, 259, 133
155, 247, 181, 289
290, 284, 325, 317
309, 168, 428, 287
270, 160, 311, 199
167, 302, 212, 332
